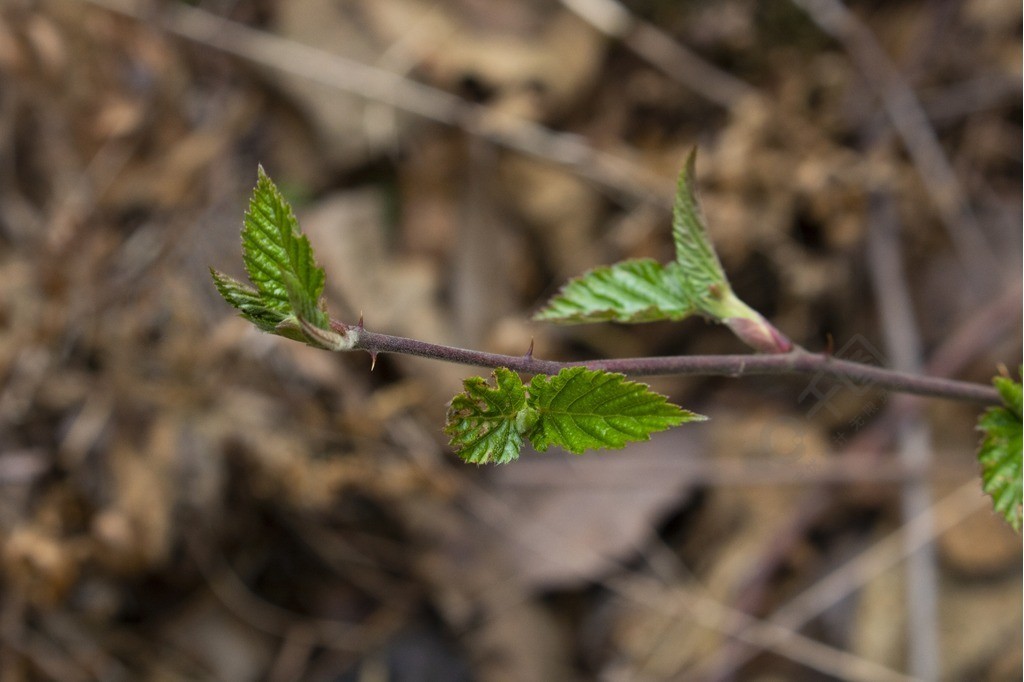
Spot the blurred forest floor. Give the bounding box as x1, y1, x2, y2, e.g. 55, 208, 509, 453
0, 1, 1021, 680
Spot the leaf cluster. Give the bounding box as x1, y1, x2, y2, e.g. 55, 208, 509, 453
211, 157, 1021, 533
211, 166, 336, 346
976, 373, 1023, 531
214, 160, 715, 464
445, 367, 704, 464
533, 151, 791, 353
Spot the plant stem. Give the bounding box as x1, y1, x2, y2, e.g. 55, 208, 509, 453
332, 321, 1001, 405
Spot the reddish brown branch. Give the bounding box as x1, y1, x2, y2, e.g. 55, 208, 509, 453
331, 321, 1001, 405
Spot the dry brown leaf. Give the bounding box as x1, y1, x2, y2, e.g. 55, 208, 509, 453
486, 428, 705, 589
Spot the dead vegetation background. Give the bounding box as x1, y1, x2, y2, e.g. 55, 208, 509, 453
0, 0, 1020, 680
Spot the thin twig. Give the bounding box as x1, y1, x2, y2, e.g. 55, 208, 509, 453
866, 191, 939, 680
378, 397, 907, 680
489, 455, 971, 489
696, 275, 1020, 680
703, 479, 987, 680
560, 0, 756, 108
460, 478, 916, 682
925, 281, 1022, 379
626, 579, 919, 682
791, 0, 1001, 289
768, 481, 986, 642
80, 0, 670, 207
336, 323, 1001, 405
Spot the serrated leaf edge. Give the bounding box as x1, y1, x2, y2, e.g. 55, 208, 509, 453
672, 149, 728, 304
526, 367, 705, 454
444, 367, 705, 464
213, 166, 345, 348
976, 374, 1023, 531
533, 259, 697, 324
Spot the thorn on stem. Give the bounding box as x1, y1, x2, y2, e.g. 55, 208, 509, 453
525, 338, 534, 359
369, 351, 378, 371
358, 312, 364, 330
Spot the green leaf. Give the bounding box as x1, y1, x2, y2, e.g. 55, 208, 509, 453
240, 165, 329, 331
671, 149, 729, 309
445, 368, 534, 465
213, 166, 339, 346
531, 150, 791, 352
526, 367, 705, 454
995, 375, 1023, 418
977, 374, 1023, 531
444, 367, 705, 463
210, 268, 289, 332
533, 259, 695, 324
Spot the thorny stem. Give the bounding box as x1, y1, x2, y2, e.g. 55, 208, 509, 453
330, 321, 1001, 406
